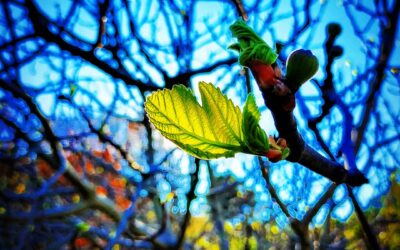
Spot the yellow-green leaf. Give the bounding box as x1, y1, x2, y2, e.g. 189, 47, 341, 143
145, 82, 289, 161
242, 94, 269, 154
199, 82, 243, 145
144, 82, 244, 159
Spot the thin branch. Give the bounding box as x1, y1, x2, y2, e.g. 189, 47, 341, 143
0, 201, 90, 220
0, 79, 122, 222
231, 0, 248, 21
94, 0, 110, 49
25, 0, 158, 92
302, 183, 336, 225
354, 0, 400, 153
175, 158, 200, 249
258, 158, 291, 218
347, 185, 381, 250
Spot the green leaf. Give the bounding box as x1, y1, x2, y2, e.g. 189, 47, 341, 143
199, 82, 244, 144
228, 43, 241, 52
281, 147, 290, 160
144, 82, 244, 159
230, 20, 278, 66
242, 94, 269, 154
145, 82, 289, 161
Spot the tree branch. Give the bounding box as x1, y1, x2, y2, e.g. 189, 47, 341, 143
261, 94, 367, 186
354, 0, 400, 153
347, 185, 381, 250
25, 0, 159, 92
231, 0, 248, 21
175, 158, 200, 249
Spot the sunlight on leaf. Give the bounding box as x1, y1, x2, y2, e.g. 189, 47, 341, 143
145, 82, 289, 161
145, 82, 245, 159
242, 94, 269, 154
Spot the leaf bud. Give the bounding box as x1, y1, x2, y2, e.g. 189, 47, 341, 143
327, 23, 342, 38
285, 49, 319, 91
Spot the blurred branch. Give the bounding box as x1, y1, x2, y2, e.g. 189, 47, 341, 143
307, 5, 400, 245
259, 159, 309, 247
25, 0, 159, 92
0, 79, 122, 222
0, 34, 36, 51
354, 0, 400, 153
105, 186, 141, 250
285, 0, 312, 45
303, 20, 382, 248
175, 158, 200, 249
258, 157, 291, 218
259, 157, 337, 249
347, 185, 381, 250
302, 183, 336, 225
76, 102, 144, 173
1, 201, 90, 220
207, 162, 230, 250
164, 58, 237, 88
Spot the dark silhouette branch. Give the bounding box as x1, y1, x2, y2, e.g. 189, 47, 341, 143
347, 185, 381, 250
25, 0, 159, 92
259, 157, 291, 218
302, 184, 336, 225
354, 0, 400, 153
261, 91, 367, 186
175, 158, 200, 249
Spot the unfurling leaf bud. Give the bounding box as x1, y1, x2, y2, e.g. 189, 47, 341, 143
327, 23, 342, 38
228, 43, 241, 52
285, 49, 319, 91
264, 136, 290, 162
229, 20, 278, 66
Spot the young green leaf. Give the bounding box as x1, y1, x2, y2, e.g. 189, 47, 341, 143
199, 82, 243, 144
229, 20, 278, 66
242, 94, 269, 154
144, 82, 244, 159
145, 82, 289, 162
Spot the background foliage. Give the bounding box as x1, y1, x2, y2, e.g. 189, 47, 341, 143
0, 0, 399, 249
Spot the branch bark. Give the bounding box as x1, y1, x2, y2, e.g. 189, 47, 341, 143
261, 90, 368, 186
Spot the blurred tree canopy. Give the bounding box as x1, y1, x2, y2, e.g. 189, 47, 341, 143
0, 0, 399, 249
